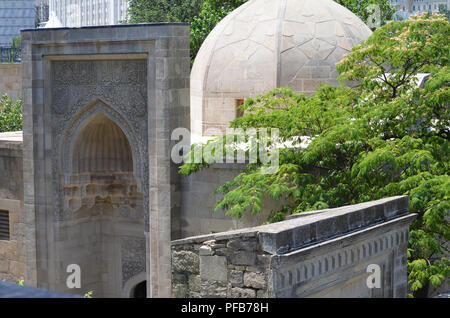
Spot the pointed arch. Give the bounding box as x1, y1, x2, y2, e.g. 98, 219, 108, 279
72, 113, 133, 174
60, 99, 143, 191
123, 272, 147, 298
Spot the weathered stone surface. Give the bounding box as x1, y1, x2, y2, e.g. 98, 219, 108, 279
0, 261, 9, 273
0, 196, 24, 284
244, 272, 266, 289
229, 270, 244, 287
229, 250, 257, 266
173, 251, 200, 274
257, 289, 268, 298
203, 240, 216, 247
200, 255, 227, 282
258, 196, 411, 255
172, 273, 188, 284
121, 237, 146, 284
189, 291, 201, 298
188, 275, 201, 293
225, 236, 260, 267
227, 239, 258, 251
214, 248, 228, 256
212, 243, 226, 250
172, 283, 188, 298
230, 287, 256, 298
199, 245, 213, 256
172, 196, 416, 299
201, 280, 227, 298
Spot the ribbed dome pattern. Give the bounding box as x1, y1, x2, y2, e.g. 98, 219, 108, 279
190, 0, 372, 136
73, 113, 133, 173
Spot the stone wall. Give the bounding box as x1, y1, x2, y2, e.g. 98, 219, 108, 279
178, 162, 279, 239
172, 235, 270, 298
0, 63, 21, 102
0, 132, 26, 283
172, 196, 417, 298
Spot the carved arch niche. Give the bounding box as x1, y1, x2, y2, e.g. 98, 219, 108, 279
60, 100, 143, 220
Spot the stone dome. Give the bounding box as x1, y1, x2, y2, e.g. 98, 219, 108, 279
190, 0, 372, 137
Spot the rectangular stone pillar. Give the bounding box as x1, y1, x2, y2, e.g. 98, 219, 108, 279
148, 25, 191, 298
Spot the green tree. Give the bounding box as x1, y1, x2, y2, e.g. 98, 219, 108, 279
180, 14, 450, 297
190, 0, 247, 62
126, 0, 203, 24
0, 94, 22, 133
10, 35, 20, 50
335, 0, 395, 27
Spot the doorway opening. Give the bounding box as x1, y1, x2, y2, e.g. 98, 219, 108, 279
132, 281, 147, 298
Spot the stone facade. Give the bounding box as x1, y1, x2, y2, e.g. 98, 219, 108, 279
0, 132, 290, 297
20, 23, 190, 297
0, 63, 22, 102
0, 5, 426, 298
179, 162, 280, 238
0, 132, 26, 283
172, 196, 417, 298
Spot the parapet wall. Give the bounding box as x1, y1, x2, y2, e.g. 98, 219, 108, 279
178, 162, 279, 239
171, 196, 416, 298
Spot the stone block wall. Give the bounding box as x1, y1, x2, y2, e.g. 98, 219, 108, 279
0, 63, 21, 102
172, 236, 270, 298
0, 133, 26, 283
172, 196, 417, 298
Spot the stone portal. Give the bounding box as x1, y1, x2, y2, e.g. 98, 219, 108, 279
21, 23, 190, 297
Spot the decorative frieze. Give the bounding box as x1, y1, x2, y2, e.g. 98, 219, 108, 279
275, 227, 410, 291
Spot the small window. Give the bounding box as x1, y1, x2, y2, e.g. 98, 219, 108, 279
236, 99, 245, 118
0, 210, 10, 241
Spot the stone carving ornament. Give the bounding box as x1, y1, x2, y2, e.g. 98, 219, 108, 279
51, 60, 149, 225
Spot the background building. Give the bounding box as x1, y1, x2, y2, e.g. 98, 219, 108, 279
0, 0, 35, 47
48, 0, 129, 27
390, 0, 449, 16
35, 0, 50, 26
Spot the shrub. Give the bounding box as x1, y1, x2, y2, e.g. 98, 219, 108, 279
0, 94, 22, 132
